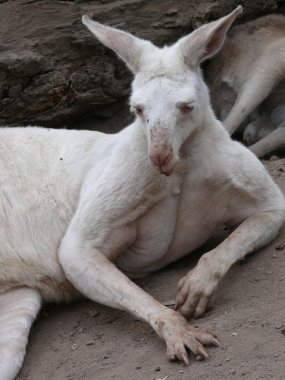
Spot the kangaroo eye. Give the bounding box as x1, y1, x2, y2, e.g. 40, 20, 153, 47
179, 103, 194, 114
134, 105, 144, 116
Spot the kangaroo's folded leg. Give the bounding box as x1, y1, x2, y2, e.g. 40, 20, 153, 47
224, 56, 285, 136
175, 209, 284, 318
249, 123, 285, 158
0, 287, 41, 380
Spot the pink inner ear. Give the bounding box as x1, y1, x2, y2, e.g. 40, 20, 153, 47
204, 24, 227, 59
103, 29, 140, 72
105, 30, 129, 55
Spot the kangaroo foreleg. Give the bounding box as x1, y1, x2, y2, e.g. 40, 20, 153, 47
175, 209, 284, 318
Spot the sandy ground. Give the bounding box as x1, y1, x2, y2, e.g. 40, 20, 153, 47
17, 158, 285, 380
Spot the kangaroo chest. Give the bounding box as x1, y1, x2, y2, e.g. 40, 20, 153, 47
115, 176, 225, 277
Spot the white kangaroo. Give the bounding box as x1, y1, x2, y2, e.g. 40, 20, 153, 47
1, 7, 285, 380
206, 14, 285, 157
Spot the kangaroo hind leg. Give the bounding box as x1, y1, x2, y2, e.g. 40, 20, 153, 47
249, 122, 285, 158
224, 52, 285, 136
0, 287, 41, 380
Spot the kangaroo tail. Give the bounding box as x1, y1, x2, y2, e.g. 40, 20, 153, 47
0, 287, 41, 380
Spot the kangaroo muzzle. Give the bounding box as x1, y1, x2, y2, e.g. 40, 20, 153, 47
148, 124, 174, 176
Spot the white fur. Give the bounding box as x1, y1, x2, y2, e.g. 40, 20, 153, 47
206, 14, 285, 157
1, 7, 285, 377
0, 288, 41, 380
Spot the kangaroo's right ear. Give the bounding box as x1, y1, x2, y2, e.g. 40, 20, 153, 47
82, 16, 153, 74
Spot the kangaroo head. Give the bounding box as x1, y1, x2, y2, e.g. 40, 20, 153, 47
83, 6, 242, 175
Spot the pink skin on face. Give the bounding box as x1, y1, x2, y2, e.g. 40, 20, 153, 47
148, 124, 174, 176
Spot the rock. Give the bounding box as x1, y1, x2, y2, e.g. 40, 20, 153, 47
107, 316, 119, 324
88, 309, 100, 318
166, 7, 178, 16
71, 343, 78, 351
270, 155, 279, 161
275, 242, 285, 250
0, 0, 279, 129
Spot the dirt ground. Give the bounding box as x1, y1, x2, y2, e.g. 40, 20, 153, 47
17, 158, 285, 380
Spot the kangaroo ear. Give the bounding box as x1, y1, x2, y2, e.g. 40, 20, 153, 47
82, 16, 152, 73
176, 6, 242, 67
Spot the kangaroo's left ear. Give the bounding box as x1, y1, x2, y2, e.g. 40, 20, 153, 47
176, 6, 242, 67
82, 15, 154, 74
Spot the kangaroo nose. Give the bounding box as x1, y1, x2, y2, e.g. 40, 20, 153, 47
149, 147, 173, 168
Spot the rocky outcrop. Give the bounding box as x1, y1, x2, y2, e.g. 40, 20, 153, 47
0, 0, 280, 131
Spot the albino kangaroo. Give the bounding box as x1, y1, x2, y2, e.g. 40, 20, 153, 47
1, 7, 285, 380
206, 14, 285, 157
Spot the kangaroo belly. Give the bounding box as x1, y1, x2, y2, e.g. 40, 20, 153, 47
115, 191, 212, 276
115, 179, 229, 277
